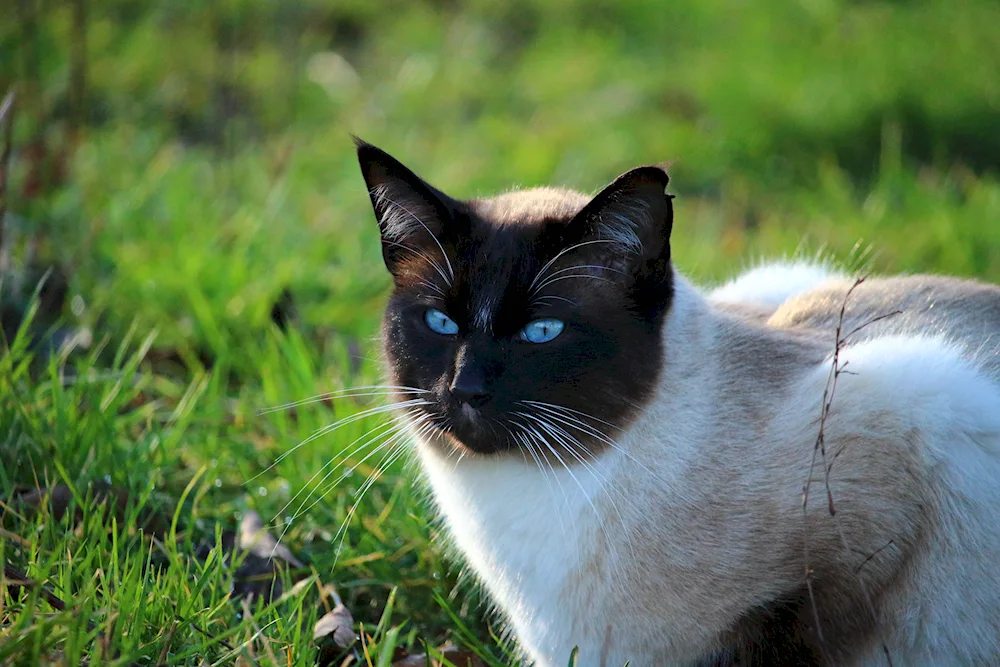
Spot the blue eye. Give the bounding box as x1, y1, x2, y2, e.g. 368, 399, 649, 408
520, 318, 565, 343
424, 308, 459, 335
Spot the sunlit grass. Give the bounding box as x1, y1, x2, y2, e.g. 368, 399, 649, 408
3, 0, 1000, 663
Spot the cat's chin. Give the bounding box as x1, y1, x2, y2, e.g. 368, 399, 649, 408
422, 417, 516, 457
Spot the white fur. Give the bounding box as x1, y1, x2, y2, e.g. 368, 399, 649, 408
710, 259, 844, 308
418, 445, 614, 662
412, 262, 1000, 665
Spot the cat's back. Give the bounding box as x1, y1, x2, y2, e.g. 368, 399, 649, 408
716, 273, 1000, 663
767, 274, 1000, 373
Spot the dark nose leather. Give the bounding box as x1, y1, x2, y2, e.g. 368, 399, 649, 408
449, 371, 490, 407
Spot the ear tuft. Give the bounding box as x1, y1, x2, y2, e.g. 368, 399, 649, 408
355, 142, 455, 276
572, 165, 673, 262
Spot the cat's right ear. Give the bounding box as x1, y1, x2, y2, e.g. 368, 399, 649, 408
354, 138, 455, 277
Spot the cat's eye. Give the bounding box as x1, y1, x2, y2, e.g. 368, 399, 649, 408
520, 318, 565, 344
424, 308, 460, 335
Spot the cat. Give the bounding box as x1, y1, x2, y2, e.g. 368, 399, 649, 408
354, 138, 1000, 666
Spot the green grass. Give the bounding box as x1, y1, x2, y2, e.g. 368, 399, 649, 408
2, 0, 1000, 664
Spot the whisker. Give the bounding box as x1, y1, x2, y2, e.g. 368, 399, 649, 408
330, 428, 421, 559
275, 414, 430, 552
522, 403, 621, 448
524, 412, 641, 519
329, 417, 441, 563
268, 416, 406, 527
260, 385, 430, 415
521, 399, 621, 430
520, 400, 673, 490
248, 398, 431, 483
542, 264, 626, 279
520, 411, 636, 583
510, 423, 567, 534
530, 295, 578, 308
533, 273, 619, 294
528, 239, 622, 294
511, 416, 573, 514
418, 279, 447, 297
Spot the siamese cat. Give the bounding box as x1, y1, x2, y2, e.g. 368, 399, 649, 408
355, 139, 1000, 666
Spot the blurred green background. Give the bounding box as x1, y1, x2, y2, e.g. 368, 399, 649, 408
2, 0, 1000, 664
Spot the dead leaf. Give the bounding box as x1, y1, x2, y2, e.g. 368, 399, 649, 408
391, 647, 485, 667
230, 510, 304, 604
238, 510, 303, 567
313, 604, 356, 647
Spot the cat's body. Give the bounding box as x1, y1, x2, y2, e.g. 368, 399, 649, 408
419, 272, 1000, 666
355, 141, 1000, 666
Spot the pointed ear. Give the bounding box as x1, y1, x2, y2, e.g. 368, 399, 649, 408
570, 165, 673, 271
354, 138, 455, 276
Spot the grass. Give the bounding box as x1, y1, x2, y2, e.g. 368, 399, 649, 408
2, 0, 1000, 664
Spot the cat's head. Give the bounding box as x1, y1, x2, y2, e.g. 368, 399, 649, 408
356, 139, 674, 457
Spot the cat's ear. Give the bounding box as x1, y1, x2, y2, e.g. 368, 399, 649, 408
571, 165, 674, 269
354, 138, 455, 277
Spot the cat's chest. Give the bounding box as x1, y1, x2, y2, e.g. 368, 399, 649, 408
416, 439, 616, 654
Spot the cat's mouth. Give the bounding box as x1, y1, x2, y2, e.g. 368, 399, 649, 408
418, 399, 517, 455
392, 387, 624, 459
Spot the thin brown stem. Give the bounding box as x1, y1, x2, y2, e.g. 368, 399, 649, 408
802, 276, 899, 666
3, 563, 67, 612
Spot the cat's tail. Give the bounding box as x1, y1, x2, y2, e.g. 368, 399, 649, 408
709, 260, 845, 309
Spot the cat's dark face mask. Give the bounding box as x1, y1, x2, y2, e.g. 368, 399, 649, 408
356, 139, 675, 457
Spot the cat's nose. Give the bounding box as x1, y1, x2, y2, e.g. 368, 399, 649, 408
449, 375, 490, 408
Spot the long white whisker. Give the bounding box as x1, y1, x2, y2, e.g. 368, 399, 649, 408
260, 386, 429, 415
536, 432, 598, 523
269, 416, 406, 527
540, 264, 626, 281
331, 430, 420, 559
523, 413, 632, 585
521, 400, 674, 491
514, 417, 573, 514
271, 417, 422, 555
418, 279, 446, 297
523, 403, 621, 448
283, 415, 429, 539
528, 239, 622, 294
525, 412, 641, 526
522, 402, 638, 458
329, 416, 441, 563
533, 273, 619, 294
260, 391, 421, 416
521, 400, 621, 430
249, 399, 431, 483
530, 295, 578, 307
513, 423, 569, 536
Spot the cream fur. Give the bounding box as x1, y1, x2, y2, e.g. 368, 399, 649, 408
710, 259, 845, 308
412, 263, 1000, 666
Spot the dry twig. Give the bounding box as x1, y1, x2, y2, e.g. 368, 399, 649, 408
801, 276, 901, 666
4, 564, 65, 610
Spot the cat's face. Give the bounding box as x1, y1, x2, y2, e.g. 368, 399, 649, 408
357, 140, 675, 457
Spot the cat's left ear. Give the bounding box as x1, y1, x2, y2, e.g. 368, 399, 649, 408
572, 165, 674, 269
